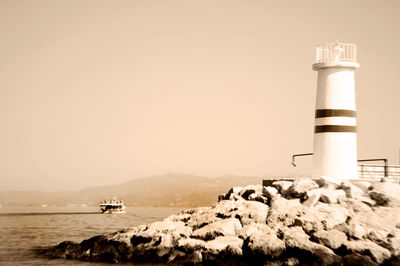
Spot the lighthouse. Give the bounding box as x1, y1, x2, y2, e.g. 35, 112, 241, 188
312, 42, 359, 182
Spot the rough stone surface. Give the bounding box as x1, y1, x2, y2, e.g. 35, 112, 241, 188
247, 192, 269, 204
262, 186, 279, 202
222, 187, 242, 201
178, 238, 206, 250
341, 180, 365, 199
348, 223, 367, 240
319, 175, 343, 186
185, 207, 222, 230
320, 189, 346, 204
356, 181, 372, 191
312, 229, 348, 249
281, 226, 339, 265
271, 180, 293, 196
232, 200, 269, 225
267, 198, 303, 229
192, 217, 242, 240
239, 185, 263, 200
371, 182, 400, 207
343, 240, 391, 264
302, 189, 321, 207
37, 180, 400, 265
240, 223, 285, 258
313, 203, 350, 230
369, 191, 390, 206
204, 236, 243, 256
288, 179, 319, 198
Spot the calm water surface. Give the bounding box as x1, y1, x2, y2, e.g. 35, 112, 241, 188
0, 206, 184, 265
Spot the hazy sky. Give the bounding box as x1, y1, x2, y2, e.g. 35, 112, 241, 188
1, 0, 400, 191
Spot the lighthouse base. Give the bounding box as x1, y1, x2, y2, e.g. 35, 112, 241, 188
312, 133, 358, 183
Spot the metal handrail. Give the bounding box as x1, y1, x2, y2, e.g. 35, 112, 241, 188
289, 153, 399, 181
358, 164, 400, 177
358, 164, 400, 169
291, 153, 313, 167
358, 159, 388, 177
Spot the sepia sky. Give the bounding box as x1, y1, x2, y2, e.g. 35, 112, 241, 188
1, 0, 400, 191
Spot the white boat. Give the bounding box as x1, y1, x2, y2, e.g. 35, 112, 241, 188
99, 198, 126, 214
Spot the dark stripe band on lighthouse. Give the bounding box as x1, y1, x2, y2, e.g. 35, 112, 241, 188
314, 125, 357, 133
315, 109, 356, 118
314, 109, 357, 133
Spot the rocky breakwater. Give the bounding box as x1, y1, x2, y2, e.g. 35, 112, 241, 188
37, 178, 400, 265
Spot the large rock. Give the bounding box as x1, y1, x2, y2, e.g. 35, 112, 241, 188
318, 175, 343, 186
303, 188, 346, 205
262, 186, 280, 203
239, 185, 263, 200
204, 236, 243, 256
267, 198, 303, 229
108, 224, 147, 245
247, 192, 269, 204
355, 181, 372, 191
281, 226, 339, 265
341, 180, 365, 199
241, 223, 285, 258
302, 188, 321, 207
232, 200, 269, 225
342, 240, 391, 264
271, 180, 293, 196
367, 230, 395, 253
349, 223, 367, 240
294, 202, 349, 234
192, 217, 242, 240
288, 179, 319, 198
319, 189, 346, 204
369, 191, 390, 206
341, 253, 377, 266
129, 220, 193, 260
177, 238, 206, 250
210, 200, 238, 218
313, 203, 350, 230
145, 220, 192, 238
45, 236, 132, 263
389, 232, 400, 256
185, 207, 222, 229
371, 182, 400, 207
223, 187, 242, 200
312, 229, 348, 249
201, 236, 244, 263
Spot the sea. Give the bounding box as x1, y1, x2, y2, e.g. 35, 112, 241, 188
0, 206, 185, 265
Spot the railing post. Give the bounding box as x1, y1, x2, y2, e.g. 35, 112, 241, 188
384, 163, 388, 177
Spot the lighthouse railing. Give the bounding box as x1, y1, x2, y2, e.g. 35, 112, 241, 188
315, 43, 357, 64
358, 164, 400, 182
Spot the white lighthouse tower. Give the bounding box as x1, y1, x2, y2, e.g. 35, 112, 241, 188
312, 42, 359, 182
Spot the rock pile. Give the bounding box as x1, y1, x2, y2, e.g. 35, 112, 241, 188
38, 178, 400, 265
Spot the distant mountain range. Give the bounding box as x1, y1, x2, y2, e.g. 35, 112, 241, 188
0, 173, 263, 207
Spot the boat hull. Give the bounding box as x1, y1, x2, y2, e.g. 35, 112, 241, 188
101, 209, 127, 214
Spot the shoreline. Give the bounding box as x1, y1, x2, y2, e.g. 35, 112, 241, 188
37, 178, 400, 265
